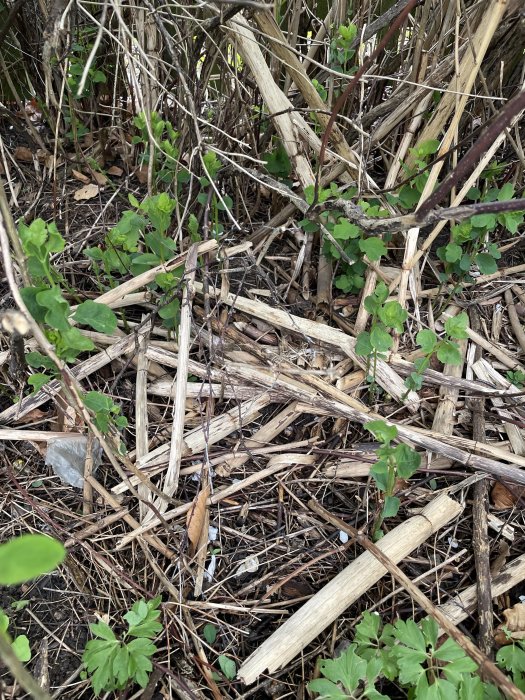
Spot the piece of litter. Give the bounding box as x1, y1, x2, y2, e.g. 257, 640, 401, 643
46, 436, 102, 488
235, 555, 259, 577
339, 530, 349, 544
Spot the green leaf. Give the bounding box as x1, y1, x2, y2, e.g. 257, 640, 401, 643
436, 340, 462, 365
382, 496, 400, 518
475, 253, 498, 275
498, 182, 515, 201
333, 219, 360, 241
378, 301, 407, 333
355, 331, 372, 356
35, 287, 71, 331
308, 678, 348, 699
28, 373, 51, 393
203, 623, 217, 645
125, 597, 162, 639
0, 534, 65, 585
316, 645, 366, 693
393, 443, 421, 478
84, 391, 114, 413
73, 301, 117, 334
218, 654, 237, 680
444, 312, 469, 339
365, 420, 397, 445
0, 611, 9, 633
416, 329, 437, 354
12, 635, 31, 662
370, 324, 392, 352
470, 213, 496, 229
370, 459, 389, 492
89, 621, 117, 642
444, 243, 462, 263
497, 644, 525, 675
359, 237, 387, 261
415, 139, 440, 158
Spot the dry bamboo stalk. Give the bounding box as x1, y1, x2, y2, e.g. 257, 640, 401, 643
225, 15, 315, 189
193, 281, 420, 411
111, 438, 316, 495
135, 331, 151, 520
505, 289, 525, 354
136, 395, 271, 471
438, 552, 525, 628
142, 246, 199, 526
148, 379, 288, 402
216, 401, 303, 476
253, 11, 366, 179
472, 358, 525, 455
418, 264, 525, 298
0, 429, 86, 441
393, 226, 420, 352
224, 362, 525, 484
409, 0, 508, 168
117, 454, 317, 547
431, 338, 467, 435
237, 493, 463, 684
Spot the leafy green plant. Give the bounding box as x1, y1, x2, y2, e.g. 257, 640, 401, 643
300, 185, 389, 294
404, 312, 469, 392
364, 420, 421, 538
309, 611, 507, 699
83, 391, 128, 434
354, 282, 407, 397
82, 597, 162, 696
330, 22, 358, 78
19, 218, 117, 370
437, 181, 522, 281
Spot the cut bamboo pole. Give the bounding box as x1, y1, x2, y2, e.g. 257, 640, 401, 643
237, 493, 462, 684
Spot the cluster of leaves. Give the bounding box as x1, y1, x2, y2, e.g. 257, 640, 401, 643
19, 218, 117, 386
133, 111, 187, 186
298, 185, 389, 294
437, 179, 523, 281
83, 391, 128, 433
507, 369, 525, 390
355, 282, 407, 359
330, 22, 357, 78
67, 28, 107, 100
364, 420, 421, 537
405, 312, 470, 391
86, 192, 185, 330
309, 611, 510, 699
82, 597, 163, 696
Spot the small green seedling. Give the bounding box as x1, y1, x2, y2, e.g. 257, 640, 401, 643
83, 391, 128, 434
404, 312, 469, 392
364, 420, 421, 538
82, 597, 162, 696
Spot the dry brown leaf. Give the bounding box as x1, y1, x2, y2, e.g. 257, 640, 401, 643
495, 603, 525, 644
491, 482, 525, 509
92, 170, 108, 186
134, 165, 148, 184
13, 408, 48, 425
107, 165, 123, 176
186, 484, 210, 555
14, 146, 33, 162
72, 169, 91, 184
73, 183, 99, 201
